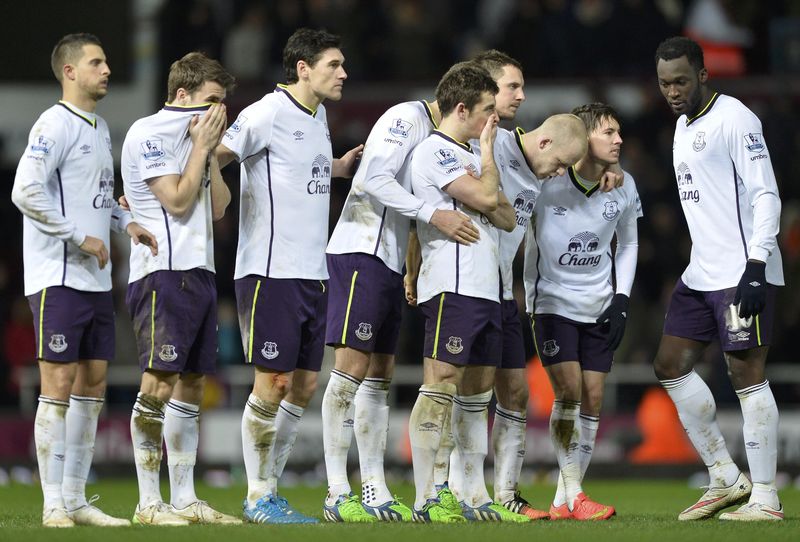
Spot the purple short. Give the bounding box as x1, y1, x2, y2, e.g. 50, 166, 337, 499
126, 269, 218, 374
325, 253, 403, 355
27, 287, 115, 362
532, 313, 613, 373
236, 275, 327, 372
663, 279, 777, 351
500, 300, 526, 370
420, 292, 502, 366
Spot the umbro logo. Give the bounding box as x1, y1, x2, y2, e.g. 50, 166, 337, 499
748, 281, 761, 287
293, 130, 304, 140
419, 422, 438, 430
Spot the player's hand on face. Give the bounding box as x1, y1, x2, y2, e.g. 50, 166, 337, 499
79, 235, 109, 269
403, 273, 418, 306
127, 222, 159, 256
118, 194, 130, 211
430, 208, 480, 245
479, 114, 499, 148
190, 103, 227, 152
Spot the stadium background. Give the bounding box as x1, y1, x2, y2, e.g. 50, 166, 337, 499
1, 0, 799, 484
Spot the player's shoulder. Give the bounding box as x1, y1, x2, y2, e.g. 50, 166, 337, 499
714, 94, 761, 126
33, 104, 76, 132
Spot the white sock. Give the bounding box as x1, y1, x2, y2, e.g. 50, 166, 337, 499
63, 395, 104, 510
242, 394, 278, 506
554, 412, 601, 506
550, 400, 582, 509
409, 383, 456, 509
736, 381, 779, 508
131, 393, 165, 508
452, 391, 493, 508
492, 404, 527, 504
433, 408, 454, 489
164, 398, 200, 509
661, 371, 739, 487
322, 370, 359, 503
267, 400, 304, 496
578, 413, 599, 478
355, 378, 393, 506
35, 396, 69, 509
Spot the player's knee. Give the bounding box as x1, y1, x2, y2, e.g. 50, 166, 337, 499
653, 351, 684, 381
497, 384, 529, 412
582, 386, 604, 414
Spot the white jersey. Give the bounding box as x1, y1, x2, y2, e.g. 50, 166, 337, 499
473, 127, 541, 300
121, 104, 216, 283
524, 167, 642, 322
412, 131, 501, 304
671, 93, 784, 289
12, 101, 132, 295
326, 100, 439, 273
223, 86, 332, 280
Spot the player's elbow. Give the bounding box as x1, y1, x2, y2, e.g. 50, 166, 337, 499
473, 193, 499, 214
10, 182, 25, 211
212, 207, 226, 222
162, 201, 190, 218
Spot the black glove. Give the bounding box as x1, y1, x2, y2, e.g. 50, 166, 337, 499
733, 260, 767, 318
596, 293, 629, 351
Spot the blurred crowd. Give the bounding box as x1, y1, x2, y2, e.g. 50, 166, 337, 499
1, 0, 800, 409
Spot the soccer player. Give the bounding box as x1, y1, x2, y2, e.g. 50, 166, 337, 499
321, 81, 481, 521
524, 103, 642, 521
654, 37, 784, 521
405, 61, 522, 523
216, 28, 362, 524
11, 33, 156, 528
122, 52, 239, 526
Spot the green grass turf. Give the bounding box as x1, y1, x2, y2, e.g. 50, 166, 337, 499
0, 480, 796, 542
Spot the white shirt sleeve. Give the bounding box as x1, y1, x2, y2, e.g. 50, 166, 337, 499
359, 116, 436, 223
222, 103, 275, 162
613, 178, 642, 296
11, 113, 86, 247
726, 112, 781, 262
110, 199, 133, 234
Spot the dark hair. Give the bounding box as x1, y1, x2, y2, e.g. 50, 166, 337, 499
570, 102, 620, 133
167, 52, 236, 102
51, 33, 102, 82
471, 49, 523, 79
435, 62, 499, 115
655, 36, 705, 71
283, 28, 342, 84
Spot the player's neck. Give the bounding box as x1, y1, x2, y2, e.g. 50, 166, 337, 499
437, 116, 470, 145
688, 87, 714, 119
61, 87, 97, 114
574, 157, 606, 184
283, 82, 322, 113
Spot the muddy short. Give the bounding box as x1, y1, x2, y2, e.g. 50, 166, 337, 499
235, 275, 327, 372
420, 292, 502, 366
663, 278, 777, 351
531, 313, 613, 373
126, 268, 217, 374
27, 286, 115, 362
325, 252, 403, 354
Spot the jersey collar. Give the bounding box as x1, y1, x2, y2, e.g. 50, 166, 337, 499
277, 84, 317, 117
58, 100, 96, 128
513, 126, 537, 176
162, 103, 213, 113
568, 166, 600, 198
433, 129, 471, 152
685, 92, 719, 127
421, 100, 438, 129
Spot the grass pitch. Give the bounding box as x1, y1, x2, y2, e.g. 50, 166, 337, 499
0, 480, 796, 542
